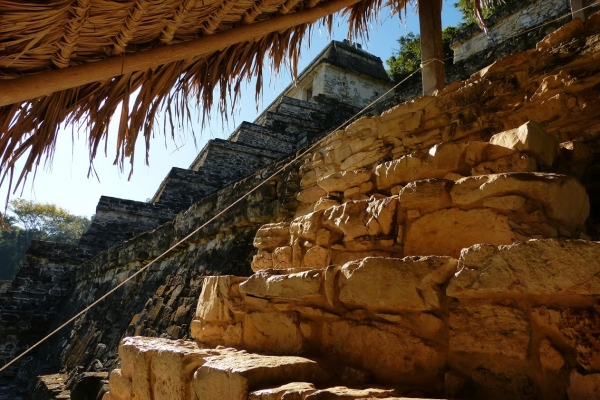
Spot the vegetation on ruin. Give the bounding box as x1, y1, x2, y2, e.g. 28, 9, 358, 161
0, 200, 91, 279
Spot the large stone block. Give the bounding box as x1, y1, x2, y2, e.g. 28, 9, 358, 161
243, 312, 303, 354
375, 142, 469, 189
471, 152, 538, 175
239, 270, 323, 302
254, 223, 291, 251
304, 386, 396, 400
323, 197, 398, 241
316, 169, 371, 193
338, 256, 457, 312
567, 371, 600, 400
405, 208, 524, 258
489, 121, 559, 166
193, 352, 327, 400
321, 320, 445, 385
449, 302, 530, 360
450, 173, 589, 227
195, 275, 245, 323
399, 179, 453, 215
249, 382, 317, 400
117, 337, 207, 400
290, 211, 325, 243
107, 369, 131, 400
448, 240, 600, 298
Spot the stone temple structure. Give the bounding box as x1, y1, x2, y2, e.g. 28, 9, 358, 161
3, 7, 600, 400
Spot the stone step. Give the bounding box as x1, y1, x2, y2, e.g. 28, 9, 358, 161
257, 111, 324, 136
270, 96, 333, 124
78, 196, 175, 250
104, 337, 331, 400
189, 139, 286, 183
151, 167, 220, 210
229, 122, 299, 154
104, 337, 444, 400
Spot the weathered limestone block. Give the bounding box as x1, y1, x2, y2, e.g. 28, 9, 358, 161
567, 371, 600, 400
252, 250, 274, 271
341, 147, 389, 171
344, 116, 380, 139
273, 246, 293, 269
331, 250, 398, 267
304, 386, 396, 400
532, 306, 600, 372
195, 275, 245, 323
249, 382, 317, 400
107, 369, 131, 400
151, 342, 207, 400
321, 320, 445, 385
297, 186, 327, 204
448, 240, 600, 298
243, 312, 303, 354
254, 223, 291, 251
463, 141, 517, 166
399, 179, 453, 215
539, 339, 565, 371
338, 256, 457, 312
449, 301, 530, 360
489, 121, 560, 166
404, 208, 525, 258
375, 142, 471, 190
290, 211, 325, 243
116, 337, 207, 400
536, 18, 585, 51
471, 153, 538, 175
450, 173, 590, 227
193, 352, 327, 400
313, 197, 340, 212
302, 245, 331, 269
323, 197, 398, 241
317, 169, 371, 193
481, 195, 526, 211
300, 170, 317, 188
239, 270, 323, 302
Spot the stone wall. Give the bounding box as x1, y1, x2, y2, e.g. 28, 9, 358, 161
451, 0, 569, 62
288, 63, 392, 109
0, 241, 95, 380
78, 196, 177, 250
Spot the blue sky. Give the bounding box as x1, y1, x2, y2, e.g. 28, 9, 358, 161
3, 2, 464, 218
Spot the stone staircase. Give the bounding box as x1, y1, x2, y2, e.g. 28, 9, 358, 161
78, 95, 357, 251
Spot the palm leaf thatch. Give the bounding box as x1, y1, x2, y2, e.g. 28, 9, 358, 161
0, 0, 494, 216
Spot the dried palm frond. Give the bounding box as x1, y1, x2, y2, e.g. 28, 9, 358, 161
0, 0, 493, 201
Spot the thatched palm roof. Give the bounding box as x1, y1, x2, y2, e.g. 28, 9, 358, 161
0, 0, 490, 201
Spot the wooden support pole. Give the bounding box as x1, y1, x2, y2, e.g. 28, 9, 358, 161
0, 0, 360, 107
418, 0, 445, 95
570, 0, 586, 21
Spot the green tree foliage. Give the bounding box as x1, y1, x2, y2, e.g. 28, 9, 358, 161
0, 200, 91, 280
455, 0, 519, 26
386, 26, 460, 82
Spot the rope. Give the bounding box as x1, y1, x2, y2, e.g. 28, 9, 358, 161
0, 67, 422, 374
420, 58, 445, 68
2, 0, 600, 373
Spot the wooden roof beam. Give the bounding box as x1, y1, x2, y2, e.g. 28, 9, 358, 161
0, 0, 360, 108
